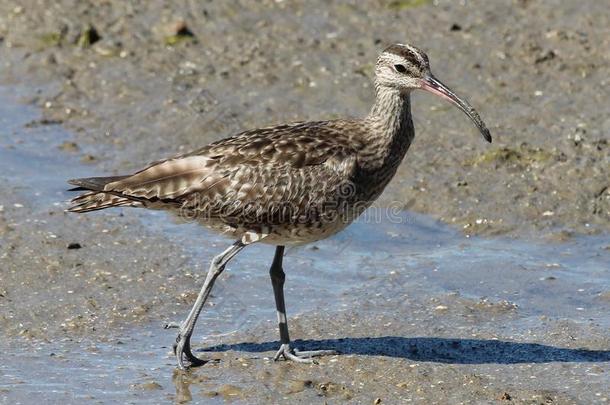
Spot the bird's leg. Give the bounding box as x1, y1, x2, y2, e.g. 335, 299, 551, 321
269, 245, 337, 363
173, 240, 245, 369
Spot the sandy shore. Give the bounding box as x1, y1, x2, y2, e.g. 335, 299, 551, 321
0, 0, 608, 403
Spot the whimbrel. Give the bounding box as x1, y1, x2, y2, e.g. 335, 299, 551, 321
68, 43, 491, 369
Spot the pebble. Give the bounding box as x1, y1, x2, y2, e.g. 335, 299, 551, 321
58, 141, 79, 152
130, 381, 163, 390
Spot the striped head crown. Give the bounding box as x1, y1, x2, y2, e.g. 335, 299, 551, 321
375, 43, 431, 91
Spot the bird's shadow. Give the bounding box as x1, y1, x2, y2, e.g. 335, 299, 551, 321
201, 336, 610, 364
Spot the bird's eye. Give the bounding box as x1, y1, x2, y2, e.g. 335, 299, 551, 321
394, 64, 407, 73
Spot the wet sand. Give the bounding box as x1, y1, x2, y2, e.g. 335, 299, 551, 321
0, 0, 609, 404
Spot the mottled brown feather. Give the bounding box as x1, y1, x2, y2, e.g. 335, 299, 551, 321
68, 120, 363, 225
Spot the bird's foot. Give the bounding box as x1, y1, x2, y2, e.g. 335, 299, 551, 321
173, 332, 207, 370
273, 343, 337, 364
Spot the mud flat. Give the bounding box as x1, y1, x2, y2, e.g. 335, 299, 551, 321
0, 0, 609, 403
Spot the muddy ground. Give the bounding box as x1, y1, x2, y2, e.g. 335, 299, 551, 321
0, 0, 608, 404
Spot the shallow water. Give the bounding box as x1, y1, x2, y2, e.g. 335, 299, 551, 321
0, 86, 608, 403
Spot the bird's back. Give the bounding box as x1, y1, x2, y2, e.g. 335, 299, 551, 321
69, 119, 387, 242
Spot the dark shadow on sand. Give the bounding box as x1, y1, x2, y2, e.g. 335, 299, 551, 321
201, 337, 610, 364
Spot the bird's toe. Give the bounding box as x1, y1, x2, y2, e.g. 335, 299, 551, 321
273, 343, 337, 364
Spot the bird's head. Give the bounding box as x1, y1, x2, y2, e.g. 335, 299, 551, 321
375, 43, 491, 143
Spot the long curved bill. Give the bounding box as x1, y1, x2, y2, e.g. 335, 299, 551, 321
420, 76, 492, 143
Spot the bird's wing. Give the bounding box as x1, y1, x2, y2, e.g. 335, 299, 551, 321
91, 121, 360, 221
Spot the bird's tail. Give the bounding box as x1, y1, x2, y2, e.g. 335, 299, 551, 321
67, 175, 140, 213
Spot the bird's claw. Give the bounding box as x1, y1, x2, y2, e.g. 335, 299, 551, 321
273, 343, 337, 364
173, 332, 206, 370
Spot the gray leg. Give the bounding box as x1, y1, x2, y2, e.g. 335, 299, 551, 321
269, 246, 337, 363
173, 240, 246, 369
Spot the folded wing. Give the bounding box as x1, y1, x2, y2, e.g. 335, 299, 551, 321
68, 121, 360, 224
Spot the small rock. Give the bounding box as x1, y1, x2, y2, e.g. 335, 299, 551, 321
59, 141, 79, 152
67, 242, 82, 250
77, 25, 101, 48
534, 50, 556, 64
450, 23, 462, 31
164, 20, 195, 46
80, 154, 96, 163
499, 392, 512, 401
171, 21, 194, 37
130, 381, 162, 390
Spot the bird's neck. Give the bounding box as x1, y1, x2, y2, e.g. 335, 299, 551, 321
361, 85, 414, 170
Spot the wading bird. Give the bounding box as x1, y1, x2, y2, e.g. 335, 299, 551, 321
68, 43, 491, 369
